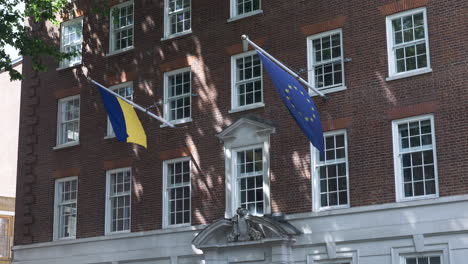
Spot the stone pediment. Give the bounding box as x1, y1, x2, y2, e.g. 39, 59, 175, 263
193, 211, 300, 249
216, 116, 276, 143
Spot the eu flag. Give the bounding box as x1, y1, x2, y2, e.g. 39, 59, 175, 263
256, 51, 324, 155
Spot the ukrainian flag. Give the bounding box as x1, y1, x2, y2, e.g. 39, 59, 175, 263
97, 85, 147, 148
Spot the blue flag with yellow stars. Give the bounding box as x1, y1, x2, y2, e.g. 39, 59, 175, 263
256, 50, 324, 155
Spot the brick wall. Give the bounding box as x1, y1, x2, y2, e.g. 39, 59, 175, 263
14, 0, 468, 245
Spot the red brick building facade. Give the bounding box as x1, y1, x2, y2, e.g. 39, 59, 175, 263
14, 0, 468, 263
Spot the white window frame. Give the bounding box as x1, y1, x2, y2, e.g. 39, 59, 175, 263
162, 157, 192, 228
59, 17, 83, 69
230, 51, 264, 113
105, 167, 132, 235
231, 143, 269, 217
53, 176, 78, 241
163, 0, 192, 39
163, 67, 193, 126
392, 244, 449, 264
229, 0, 262, 21
109, 1, 134, 54
55, 95, 80, 148
386, 7, 432, 81
105, 82, 134, 138
311, 130, 350, 212
392, 114, 439, 202
307, 29, 346, 96
400, 254, 443, 264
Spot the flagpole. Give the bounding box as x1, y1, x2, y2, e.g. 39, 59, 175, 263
89, 78, 176, 128
241, 35, 328, 99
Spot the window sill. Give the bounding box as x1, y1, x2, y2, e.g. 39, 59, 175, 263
314, 204, 350, 212
53, 141, 80, 150
104, 135, 116, 140
163, 223, 191, 229
229, 102, 265, 114
386, 68, 432, 81
53, 236, 76, 242
160, 117, 193, 128
106, 47, 135, 58
56, 63, 82, 71
397, 194, 438, 203
161, 30, 192, 41
227, 10, 263, 22
105, 230, 130, 236
309, 85, 347, 97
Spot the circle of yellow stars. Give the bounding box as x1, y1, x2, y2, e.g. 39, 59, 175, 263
285, 85, 317, 123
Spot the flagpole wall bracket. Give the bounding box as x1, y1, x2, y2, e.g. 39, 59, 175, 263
241, 34, 249, 52
145, 101, 160, 110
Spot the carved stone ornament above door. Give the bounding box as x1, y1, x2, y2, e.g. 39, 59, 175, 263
192, 209, 301, 264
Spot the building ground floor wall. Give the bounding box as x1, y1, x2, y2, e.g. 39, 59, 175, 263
12, 195, 468, 264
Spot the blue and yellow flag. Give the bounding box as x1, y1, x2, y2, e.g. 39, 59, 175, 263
256, 51, 324, 155
97, 86, 147, 148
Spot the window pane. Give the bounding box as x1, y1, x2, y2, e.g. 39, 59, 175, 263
403, 29, 414, 42
403, 15, 413, 29
339, 191, 347, 204
413, 167, 423, 181
418, 257, 429, 264
397, 59, 406, 73
421, 134, 431, 145
417, 55, 427, 68
414, 26, 425, 39
329, 192, 338, 206
406, 57, 416, 71
404, 168, 412, 182
424, 165, 434, 179
425, 180, 435, 194
404, 183, 413, 196
320, 179, 327, 192
321, 193, 328, 206
392, 18, 402, 31
414, 13, 424, 26
326, 136, 335, 149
